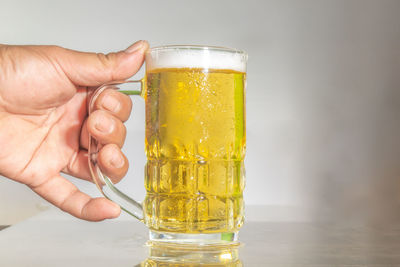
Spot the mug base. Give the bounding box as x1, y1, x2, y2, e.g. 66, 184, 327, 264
149, 230, 238, 246
144, 239, 241, 264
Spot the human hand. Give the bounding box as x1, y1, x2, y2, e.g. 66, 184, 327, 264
0, 40, 149, 221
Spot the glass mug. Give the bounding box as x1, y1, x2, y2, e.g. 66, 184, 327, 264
88, 45, 247, 245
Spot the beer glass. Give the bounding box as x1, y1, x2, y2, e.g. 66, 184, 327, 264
88, 45, 247, 245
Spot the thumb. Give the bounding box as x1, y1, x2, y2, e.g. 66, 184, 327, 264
50, 40, 149, 86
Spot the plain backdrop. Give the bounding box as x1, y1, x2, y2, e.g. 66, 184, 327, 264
1, 0, 400, 225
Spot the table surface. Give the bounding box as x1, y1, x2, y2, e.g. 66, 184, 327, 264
1, 207, 400, 266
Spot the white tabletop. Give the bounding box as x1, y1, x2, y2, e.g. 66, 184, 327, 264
2, 206, 400, 266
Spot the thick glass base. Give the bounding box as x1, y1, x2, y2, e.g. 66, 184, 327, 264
149, 230, 238, 246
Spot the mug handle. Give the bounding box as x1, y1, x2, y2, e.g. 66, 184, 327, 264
88, 80, 145, 220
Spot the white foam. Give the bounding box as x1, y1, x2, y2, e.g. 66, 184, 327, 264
146, 47, 247, 72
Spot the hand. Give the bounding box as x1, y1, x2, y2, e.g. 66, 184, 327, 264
0, 41, 149, 221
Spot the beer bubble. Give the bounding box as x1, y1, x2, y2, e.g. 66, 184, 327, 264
197, 160, 207, 165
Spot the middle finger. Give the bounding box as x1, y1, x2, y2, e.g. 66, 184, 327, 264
86, 109, 126, 147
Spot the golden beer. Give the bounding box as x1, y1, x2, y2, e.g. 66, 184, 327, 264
143, 67, 246, 234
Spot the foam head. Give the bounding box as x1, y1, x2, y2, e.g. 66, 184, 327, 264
146, 46, 247, 72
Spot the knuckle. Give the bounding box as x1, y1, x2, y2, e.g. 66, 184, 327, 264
0, 44, 8, 57
46, 45, 63, 53
96, 52, 118, 80
0, 45, 18, 76
40, 45, 65, 58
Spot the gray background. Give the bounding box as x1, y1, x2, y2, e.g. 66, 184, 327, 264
1, 0, 400, 225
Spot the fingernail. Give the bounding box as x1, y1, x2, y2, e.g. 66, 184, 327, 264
95, 116, 114, 134
125, 40, 144, 53
102, 94, 120, 113
110, 152, 124, 168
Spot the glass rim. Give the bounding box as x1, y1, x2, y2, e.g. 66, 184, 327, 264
148, 45, 247, 56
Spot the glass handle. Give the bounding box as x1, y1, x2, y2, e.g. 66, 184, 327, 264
87, 80, 144, 220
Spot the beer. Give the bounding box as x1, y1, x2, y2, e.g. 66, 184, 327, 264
143, 64, 246, 233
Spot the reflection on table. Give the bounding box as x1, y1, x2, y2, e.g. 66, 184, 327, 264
139, 242, 242, 266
